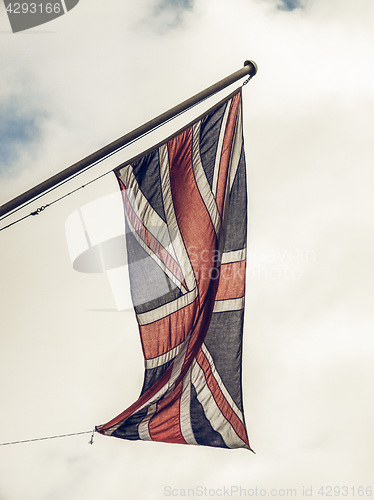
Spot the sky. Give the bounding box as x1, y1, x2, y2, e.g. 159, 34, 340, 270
1, 0, 373, 499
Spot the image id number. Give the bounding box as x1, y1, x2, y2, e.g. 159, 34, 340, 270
318, 486, 372, 497
5, 3, 62, 14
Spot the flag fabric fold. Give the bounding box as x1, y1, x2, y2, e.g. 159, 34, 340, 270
96, 89, 251, 450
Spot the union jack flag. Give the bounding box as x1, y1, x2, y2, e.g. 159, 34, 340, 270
96, 89, 251, 450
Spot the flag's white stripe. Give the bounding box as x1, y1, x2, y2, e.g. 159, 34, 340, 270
191, 121, 221, 235
200, 343, 243, 422
221, 248, 246, 264
159, 144, 196, 292
137, 286, 198, 326
138, 404, 156, 441
145, 336, 189, 369
179, 367, 198, 445
162, 332, 190, 399
117, 167, 187, 291
124, 209, 188, 295
213, 296, 245, 313
220, 101, 243, 231
212, 99, 232, 198
227, 102, 244, 193
191, 360, 248, 449
117, 167, 179, 264
125, 185, 178, 262
133, 336, 190, 416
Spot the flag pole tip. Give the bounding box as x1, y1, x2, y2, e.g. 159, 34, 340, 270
243, 60, 258, 76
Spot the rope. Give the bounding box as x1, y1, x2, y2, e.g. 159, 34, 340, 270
0, 211, 36, 231
0, 82, 244, 232
0, 429, 95, 447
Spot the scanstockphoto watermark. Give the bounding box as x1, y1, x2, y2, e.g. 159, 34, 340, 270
184, 247, 316, 282
64, 192, 317, 311
246, 248, 316, 281
3, 0, 79, 33
164, 485, 299, 497
164, 485, 373, 497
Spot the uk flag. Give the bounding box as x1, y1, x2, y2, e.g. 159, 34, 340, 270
96, 89, 251, 450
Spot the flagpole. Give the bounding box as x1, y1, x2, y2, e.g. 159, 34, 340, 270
0, 60, 257, 219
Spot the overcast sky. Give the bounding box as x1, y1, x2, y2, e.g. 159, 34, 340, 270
1, 0, 373, 499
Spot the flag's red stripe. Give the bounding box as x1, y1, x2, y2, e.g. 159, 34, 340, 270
215, 260, 246, 301
140, 299, 197, 359
196, 349, 249, 446
166, 126, 221, 378
215, 93, 241, 215
148, 381, 188, 444
167, 128, 218, 302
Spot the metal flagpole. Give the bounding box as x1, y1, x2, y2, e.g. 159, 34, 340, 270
0, 60, 257, 219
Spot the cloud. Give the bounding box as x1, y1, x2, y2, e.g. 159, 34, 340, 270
144, 0, 194, 31
276, 0, 306, 10
0, 103, 40, 172
157, 0, 193, 8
